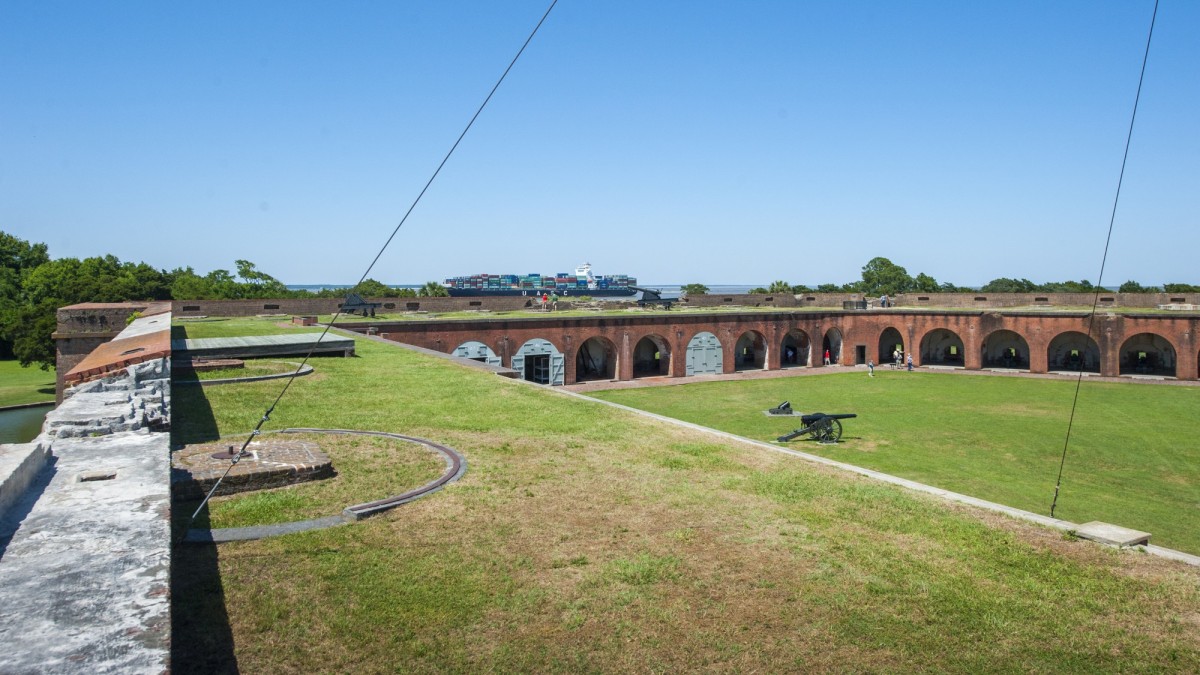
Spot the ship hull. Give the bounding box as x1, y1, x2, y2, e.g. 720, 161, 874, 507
446, 287, 636, 298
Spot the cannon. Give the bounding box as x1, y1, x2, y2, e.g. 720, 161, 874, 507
341, 292, 382, 317
776, 413, 857, 444
631, 286, 678, 310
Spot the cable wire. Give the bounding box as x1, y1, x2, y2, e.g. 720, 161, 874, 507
1050, 0, 1158, 519
185, 0, 559, 531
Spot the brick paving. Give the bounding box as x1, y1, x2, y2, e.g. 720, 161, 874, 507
171, 438, 333, 500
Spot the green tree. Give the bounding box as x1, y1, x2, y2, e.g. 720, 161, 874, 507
681, 283, 709, 296
767, 280, 794, 294
859, 257, 914, 296
1163, 283, 1200, 293
790, 283, 812, 293
349, 278, 394, 297
234, 259, 289, 298
913, 272, 940, 293
981, 277, 1037, 293
0, 232, 51, 359
748, 287, 769, 294
1039, 279, 1094, 293
418, 281, 449, 297
815, 283, 841, 293
1119, 280, 1158, 293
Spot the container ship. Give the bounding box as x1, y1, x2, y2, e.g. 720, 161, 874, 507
443, 263, 637, 297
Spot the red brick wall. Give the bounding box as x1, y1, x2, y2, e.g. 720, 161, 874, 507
355, 310, 1200, 383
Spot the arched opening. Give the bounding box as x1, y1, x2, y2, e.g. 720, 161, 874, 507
511, 338, 565, 385
576, 336, 618, 382
981, 330, 1030, 370
1119, 333, 1176, 377
920, 329, 964, 367
734, 331, 767, 371
877, 327, 904, 368
1047, 331, 1101, 374
821, 328, 843, 366
632, 334, 671, 378
685, 331, 723, 376
452, 340, 501, 366
780, 329, 810, 368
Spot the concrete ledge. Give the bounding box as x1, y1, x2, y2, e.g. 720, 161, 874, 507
1076, 521, 1151, 547
0, 442, 51, 524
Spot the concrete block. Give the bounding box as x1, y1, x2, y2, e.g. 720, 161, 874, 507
1075, 521, 1151, 547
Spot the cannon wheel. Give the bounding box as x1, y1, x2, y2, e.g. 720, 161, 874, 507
816, 418, 843, 443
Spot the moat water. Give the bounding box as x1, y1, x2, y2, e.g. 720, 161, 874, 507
0, 406, 49, 444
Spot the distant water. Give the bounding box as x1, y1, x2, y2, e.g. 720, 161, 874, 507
0, 406, 49, 444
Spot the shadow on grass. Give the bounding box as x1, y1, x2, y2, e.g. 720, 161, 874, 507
171, 535, 239, 674
171, 367, 220, 446
171, 322, 235, 671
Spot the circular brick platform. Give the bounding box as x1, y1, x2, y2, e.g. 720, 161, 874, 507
172, 438, 333, 500
180, 428, 468, 544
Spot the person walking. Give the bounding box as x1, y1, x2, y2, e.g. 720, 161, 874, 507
868, 359, 875, 377
824, 349, 831, 366
906, 352, 914, 371
551, 293, 558, 311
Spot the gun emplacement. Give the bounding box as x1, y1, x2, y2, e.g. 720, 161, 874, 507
776, 412, 857, 444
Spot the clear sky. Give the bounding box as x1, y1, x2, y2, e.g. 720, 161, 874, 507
1, 1, 1196, 287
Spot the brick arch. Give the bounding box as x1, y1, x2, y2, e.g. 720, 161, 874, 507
780, 328, 811, 367
877, 326, 906, 366
733, 330, 767, 371
916, 327, 965, 367
1119, 332, 1177, 377
1047, 331, 1101, 373
631, 332, 672, 378
575, 335, 619, 382
980, 329, 1030, 370
821, 327, 843, 366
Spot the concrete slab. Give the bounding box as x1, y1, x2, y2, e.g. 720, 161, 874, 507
0, 442, 51, 524
173, 332, 355, 359
1075, 521, 1151, 547
0, 429, 171, 673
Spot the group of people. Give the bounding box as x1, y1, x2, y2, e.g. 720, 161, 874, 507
868, 348, 914, 377
539, 293, 558, 311
891, 348, 913, 371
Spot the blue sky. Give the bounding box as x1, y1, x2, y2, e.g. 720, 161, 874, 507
2, 1, 1196, 287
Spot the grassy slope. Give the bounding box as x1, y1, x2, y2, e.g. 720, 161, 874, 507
172, 321, 1200, 673
0, 360, 56, 407
591, 371, 1200, 555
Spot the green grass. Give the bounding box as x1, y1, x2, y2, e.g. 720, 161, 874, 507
171, 319, 1200, 673
176, 432, 447, 528
189, 359, 298, 381
590, 371, 1200, 554
0, 359, 56, 407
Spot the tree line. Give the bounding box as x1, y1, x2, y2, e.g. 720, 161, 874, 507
0, 231, 446, 370
686, 257, 1198, 297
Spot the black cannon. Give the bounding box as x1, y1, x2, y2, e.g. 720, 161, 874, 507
341, 292, 382, 317
776, 413, 857, 444
631, 286, 678, 310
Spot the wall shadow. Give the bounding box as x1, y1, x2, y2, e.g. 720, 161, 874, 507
170, 322, 236, 672
170, 324, 220, 446
171, 540, 239, 673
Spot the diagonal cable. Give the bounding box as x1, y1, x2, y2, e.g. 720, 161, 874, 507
1050, 0, 1158, 519
186, 0, 559, 530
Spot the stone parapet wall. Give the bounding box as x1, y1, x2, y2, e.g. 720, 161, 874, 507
681, 293, 800, 308
0, 356, 172, 672
793, 292, 1200, 309
172, 295, 534, 317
